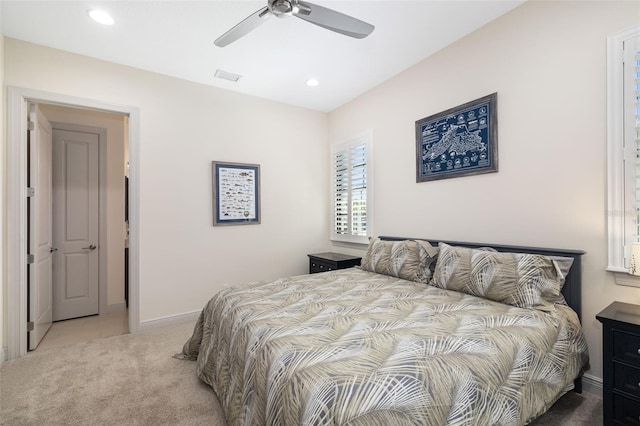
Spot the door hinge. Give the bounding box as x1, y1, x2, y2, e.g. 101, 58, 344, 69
27, 322, 34, 332
27, 121, 35, 132
27, 254, 34, 264
27, 187, 35, 197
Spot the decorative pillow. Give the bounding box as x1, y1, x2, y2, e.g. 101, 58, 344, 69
360, 238, 438, 281
415, 240, 439, 282
548, 255, 574, 306
430, 243, 565, 312
547, 255, 574, 281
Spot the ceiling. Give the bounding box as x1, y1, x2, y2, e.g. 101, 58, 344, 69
0, 1, 525, 112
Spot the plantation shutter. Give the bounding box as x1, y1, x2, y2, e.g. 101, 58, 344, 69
621, 36, 640, 261
331, 131, 372, 243
350, 142, 368, 236
635, 46, 640, 240
334, 148, 349, 235
606, 29, 640, 273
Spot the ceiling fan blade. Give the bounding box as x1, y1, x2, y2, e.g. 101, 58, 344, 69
293, 1, 374, 39
214, 6, 271, 47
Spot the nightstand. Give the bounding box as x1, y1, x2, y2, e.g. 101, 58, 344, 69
597, 301, 640, 425
307, 252, 361, 274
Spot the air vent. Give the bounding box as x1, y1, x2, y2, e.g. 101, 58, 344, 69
214, 69, 242, 83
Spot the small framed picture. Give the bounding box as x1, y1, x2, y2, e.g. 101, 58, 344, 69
416, 93, 498, 182
212, 161, 260, 226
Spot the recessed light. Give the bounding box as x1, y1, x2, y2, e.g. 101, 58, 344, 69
306, 79, 320, 87
88, 9, 115, 26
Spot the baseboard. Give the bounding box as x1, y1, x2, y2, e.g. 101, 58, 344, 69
581, 373, 603, 397
1, 347, 7, 364
138, 310, 201, 332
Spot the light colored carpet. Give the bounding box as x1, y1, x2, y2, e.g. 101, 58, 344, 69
0, 322, 224, 425
1, 321, 602, 425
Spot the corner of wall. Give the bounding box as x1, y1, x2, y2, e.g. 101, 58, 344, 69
581, 373, 603, 397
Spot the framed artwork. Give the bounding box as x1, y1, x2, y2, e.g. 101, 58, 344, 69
416, 93, 498, 182
212, 161, 261, 226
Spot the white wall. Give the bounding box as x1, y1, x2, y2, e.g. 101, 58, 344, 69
38, 104, 126, 308
2, 38, 330, 326
328, 0, 639, 384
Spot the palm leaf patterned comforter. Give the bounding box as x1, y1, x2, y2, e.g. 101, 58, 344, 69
182, 268, 589, 426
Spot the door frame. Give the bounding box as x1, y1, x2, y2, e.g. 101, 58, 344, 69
51, 123, 108, 317
7, 86, 140, 360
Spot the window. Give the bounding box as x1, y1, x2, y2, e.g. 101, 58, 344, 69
607, 26, 640, 282
331, 131, 373, 244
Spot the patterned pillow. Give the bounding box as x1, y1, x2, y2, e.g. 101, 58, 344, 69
360, 238, 438, 281
430, 243, 565, 312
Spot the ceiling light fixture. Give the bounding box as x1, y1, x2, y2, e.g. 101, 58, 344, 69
306, 79, 320, 87
88, 9, 115, 26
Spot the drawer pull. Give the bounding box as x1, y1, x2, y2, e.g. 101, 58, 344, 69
638, 348, 640, 355
320, 265, 324, 269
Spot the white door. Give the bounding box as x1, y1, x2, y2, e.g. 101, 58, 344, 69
28, 104, 53, 350
52, 129, 100, 321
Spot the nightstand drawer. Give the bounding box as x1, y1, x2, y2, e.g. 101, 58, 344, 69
310, 259, 334, 273
308, 253, 362, 274
614, 330, 640, 368
615, 363, 640, 397
613, 393, 640, 425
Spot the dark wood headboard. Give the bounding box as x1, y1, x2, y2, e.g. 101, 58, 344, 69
378, 237, 586, 321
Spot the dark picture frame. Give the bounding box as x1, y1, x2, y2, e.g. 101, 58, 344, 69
416, 93, 498, 182
212, 161, 261, 226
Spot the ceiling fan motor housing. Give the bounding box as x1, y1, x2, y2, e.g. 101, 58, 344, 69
270, 0, 293, 16
269, 0, 310, 17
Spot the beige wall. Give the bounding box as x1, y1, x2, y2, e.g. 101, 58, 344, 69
38, 104, 126, 308
2, 38, 330, 328
328, 0, 639, 383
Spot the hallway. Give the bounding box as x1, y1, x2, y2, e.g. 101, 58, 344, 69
35, 310, 128, 351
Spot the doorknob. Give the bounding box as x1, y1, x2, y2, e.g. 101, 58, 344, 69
82, 244, 97, 250
50, 247, 58, 253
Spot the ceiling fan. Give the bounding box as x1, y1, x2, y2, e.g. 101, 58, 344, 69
214, 0, 375, 47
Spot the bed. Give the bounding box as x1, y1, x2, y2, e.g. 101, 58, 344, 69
181, 237, 589, 425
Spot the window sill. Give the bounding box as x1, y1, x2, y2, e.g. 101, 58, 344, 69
330, 235, 370, 246
610, 270, 640, 287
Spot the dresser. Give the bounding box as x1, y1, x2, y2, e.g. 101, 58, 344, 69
597, 301, 640, 425
307, 252, 361, 274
